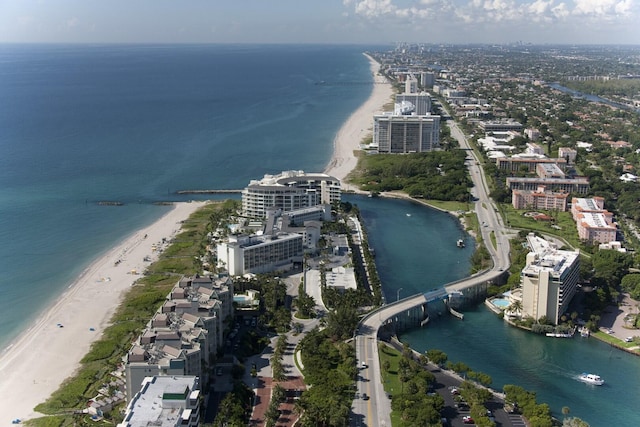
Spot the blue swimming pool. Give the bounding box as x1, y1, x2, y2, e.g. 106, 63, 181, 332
492, 298, 510, 308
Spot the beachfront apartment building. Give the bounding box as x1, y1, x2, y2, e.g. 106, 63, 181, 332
521, 233, 580, 324
241, 170, 341, 219
511, 187, 569, 211
395, 92, 432, 115
217, 232, 303, 276
125, 334, 203, 402
119, 376, 200, 427
373, 113, 440, 153
125, 275, 233, 401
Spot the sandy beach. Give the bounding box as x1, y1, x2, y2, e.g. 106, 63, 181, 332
0, 201, 207, 422
323, 53, 393, 186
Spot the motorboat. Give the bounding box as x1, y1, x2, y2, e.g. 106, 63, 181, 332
457, 238, 465, 248
579, 373, 604, 385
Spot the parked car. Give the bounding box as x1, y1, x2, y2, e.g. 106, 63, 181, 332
456, 401, 470, 410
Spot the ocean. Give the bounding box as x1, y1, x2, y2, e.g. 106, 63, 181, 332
1, 44, 636, 426
0, 43, 376, 348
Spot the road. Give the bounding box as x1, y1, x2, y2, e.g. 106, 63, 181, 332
449, 120, 513, 273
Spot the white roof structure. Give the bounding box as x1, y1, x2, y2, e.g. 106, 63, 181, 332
619, 173, 637, 183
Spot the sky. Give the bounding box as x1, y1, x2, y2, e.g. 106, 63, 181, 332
0, 0, 638, 45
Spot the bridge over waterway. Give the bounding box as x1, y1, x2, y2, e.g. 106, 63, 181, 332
351, 118, 513, 427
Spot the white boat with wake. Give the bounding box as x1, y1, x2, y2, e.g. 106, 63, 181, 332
578, 373, 604, 385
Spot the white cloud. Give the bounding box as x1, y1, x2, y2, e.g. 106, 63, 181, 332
551, 2, 570, 19
354, 0, 397, 18
346, 0, 638, 24
572, 0, 632, 17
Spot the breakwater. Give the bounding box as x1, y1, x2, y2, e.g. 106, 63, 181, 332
176, 189, 242, 194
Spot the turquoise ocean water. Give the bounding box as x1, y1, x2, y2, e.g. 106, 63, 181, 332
1, 44, 637, 426
0, 44, 373, 348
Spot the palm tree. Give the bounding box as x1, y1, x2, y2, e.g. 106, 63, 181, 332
507, 300, 523, 317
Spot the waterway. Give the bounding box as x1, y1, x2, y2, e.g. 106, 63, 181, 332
346, 194, 640, 427
549, 82, 640, 114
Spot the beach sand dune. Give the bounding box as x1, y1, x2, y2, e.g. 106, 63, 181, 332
0, 201, 207, 422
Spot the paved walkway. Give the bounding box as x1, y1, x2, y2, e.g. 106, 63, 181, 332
245, 270, 323, 427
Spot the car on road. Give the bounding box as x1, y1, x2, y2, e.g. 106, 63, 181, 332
462, 415, 474, 424
362, 393, 369, 400
361, 361, 368, 369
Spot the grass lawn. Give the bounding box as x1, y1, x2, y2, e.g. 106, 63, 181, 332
378, 344, 404, 426
592, 330, 640, 355
500, 204, 582, 249
29, 201, 228, 425
420, 200, 470, 213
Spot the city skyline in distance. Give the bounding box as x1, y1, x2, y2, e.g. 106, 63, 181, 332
0, 0, 637, 46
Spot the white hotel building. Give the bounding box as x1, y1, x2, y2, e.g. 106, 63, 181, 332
241, 170, 341, 219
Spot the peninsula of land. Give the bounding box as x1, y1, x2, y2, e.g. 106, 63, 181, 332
0, 54, 392, 422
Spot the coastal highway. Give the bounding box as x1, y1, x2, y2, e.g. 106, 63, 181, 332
449, 119, 512, 274
351, 119, 512, 426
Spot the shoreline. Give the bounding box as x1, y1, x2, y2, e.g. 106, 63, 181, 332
323, 53, 393, 187
0, 52, 393, 422
0, 201, 208, 421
